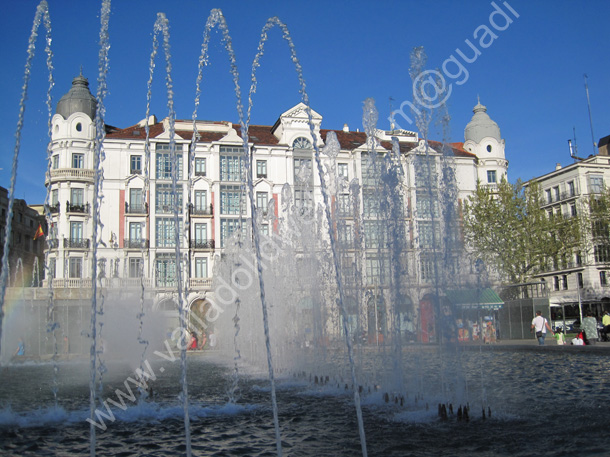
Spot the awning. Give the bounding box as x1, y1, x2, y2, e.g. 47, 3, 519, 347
445, 288, 504, 310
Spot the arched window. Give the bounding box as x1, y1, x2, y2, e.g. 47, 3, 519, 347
292, 137, 313, 150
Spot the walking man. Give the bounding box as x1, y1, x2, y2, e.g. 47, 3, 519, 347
531, 310, 554, 345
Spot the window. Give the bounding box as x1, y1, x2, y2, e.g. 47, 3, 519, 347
487, 170, 497, 184
562, 275, 569, 290
570, 204, 577, 217
69, 258, 82, 278
156, 183, 183, 213
294, 157, 313, 184
601, 271, 608, 287
338, 224, 354, 249
51, 189, 58, 205
194, 223, 207, 242
155, 144, 183, 179
416, 192, 440, 218
594, 245, 610, 263
590, 175, 604, 194
129, 188, 144, 212
220, 218, 245, 248
156, 257, 176, 287
72, 153, 84, 169
364, 220, 384, 249
71, 188, 84, 206
292, 137, 313, 150
553, 186, 560, 201
130, 155, 142, 174
195, 158, 206, 176
129, 258, 143, 278
256, 192, 268, 213
363, 190, 379, 217
553, 276, 560, 291
220, 185, 243, 215
365, 256, 389, 285
414, 156, 437, 189
260, 224, 269, 236
338, 194, 351, 216
70, 221, 83, 241
294, 189, 313, 214
338, 163, 349, 181
418, 221, 440, 248
256, 160, 267, 178
194, 190, 208, 212
52, 155, 59, 169
220, 146, 244, 181
155, 217, 182, 247
578, 272, 584, 289
195, 258, 208, 278
545, 189, 552, 204
568, 181, 575, 197
129, 222, 142, 242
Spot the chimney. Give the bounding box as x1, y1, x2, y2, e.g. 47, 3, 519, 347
555, 163, 562, 170
343, 123, 349, 133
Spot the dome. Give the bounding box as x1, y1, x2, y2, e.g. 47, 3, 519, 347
464, 99, 500, 143
56, 73, 97, 120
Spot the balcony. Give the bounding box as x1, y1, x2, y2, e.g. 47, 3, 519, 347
46, 238, 59, 249
125, 202, 148, 215
47, 168, 95, 184
189, 278, 212, 289
49, 278, 93, 289
123, 238, 150, 249
45, 203, 60, 215
189, 203, 213, 217
190, 239, 215, 250
66, 201, 90, 214
64, 238, 90, 249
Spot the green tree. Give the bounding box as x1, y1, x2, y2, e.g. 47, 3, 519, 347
463, 179, 582, 284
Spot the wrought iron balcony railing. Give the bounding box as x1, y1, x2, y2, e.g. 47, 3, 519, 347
64, 238, 90, 249
66, 201, 90, 214
46, 203, 60, 214
190, 239, 215, 250
123, 239, 150, 249
189, 203, 213, 216
125, 202, 148, 214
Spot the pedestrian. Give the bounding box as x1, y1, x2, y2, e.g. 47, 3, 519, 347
13, 338, 25, 357
582, 312, 599, 345
601, 311, 610, 342
554, 328, 565, 345
530, 310, 554, 345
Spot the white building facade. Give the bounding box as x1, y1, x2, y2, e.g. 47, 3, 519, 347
45, 74, 508, 341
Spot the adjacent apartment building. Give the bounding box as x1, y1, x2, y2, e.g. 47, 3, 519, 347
531, 134, 610, 327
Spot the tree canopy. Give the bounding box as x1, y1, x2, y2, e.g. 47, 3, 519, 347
462, 179, 582, 284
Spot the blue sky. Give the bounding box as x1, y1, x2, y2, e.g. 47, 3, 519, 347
1, 0, 608, 204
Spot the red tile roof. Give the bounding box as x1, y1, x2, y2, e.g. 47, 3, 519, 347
105, 120, 476, 159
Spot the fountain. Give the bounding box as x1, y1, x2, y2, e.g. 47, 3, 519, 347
1, 2, 610, 457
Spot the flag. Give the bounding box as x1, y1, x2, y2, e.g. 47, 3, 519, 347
33, 223, 44, 240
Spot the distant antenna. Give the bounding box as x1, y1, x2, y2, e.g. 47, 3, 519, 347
569, 127, 584, 161
584, 74, 596, 155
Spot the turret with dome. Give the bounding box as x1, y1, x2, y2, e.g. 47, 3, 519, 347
463, 98, 508, 185
56, 71, 97, 121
